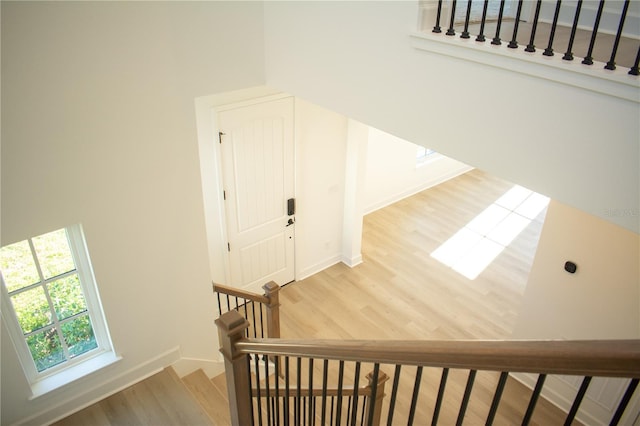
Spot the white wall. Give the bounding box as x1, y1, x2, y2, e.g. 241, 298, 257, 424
513, 200, 639, 425
263, 0, 639, 234
1, 2, 265, 425
515, 200, 640, 340
363, 127, 472, 214
294, 98, 349, 279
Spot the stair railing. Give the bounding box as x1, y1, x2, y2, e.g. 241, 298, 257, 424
217, 310, 640, 426
428, 0, 640, 75
213, 281, 280, 339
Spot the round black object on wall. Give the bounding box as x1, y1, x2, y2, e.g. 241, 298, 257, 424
564, 261, 577, 274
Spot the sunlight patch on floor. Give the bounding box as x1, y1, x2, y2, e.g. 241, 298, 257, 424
431, 185, 550, 280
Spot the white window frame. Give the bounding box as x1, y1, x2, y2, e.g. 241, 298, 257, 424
416, 146, 440, 167
0, 224, 119, 398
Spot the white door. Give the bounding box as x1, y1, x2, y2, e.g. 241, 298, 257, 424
218, 97, 295, 293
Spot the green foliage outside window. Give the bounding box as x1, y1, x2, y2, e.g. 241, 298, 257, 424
1, 229, 98, 373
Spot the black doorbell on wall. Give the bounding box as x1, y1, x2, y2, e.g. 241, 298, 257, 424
564, 261, 577, 274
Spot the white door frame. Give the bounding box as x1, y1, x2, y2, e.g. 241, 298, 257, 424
195, 87, 294, 287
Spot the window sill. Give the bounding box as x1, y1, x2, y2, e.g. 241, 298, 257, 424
29, 351, 122, 399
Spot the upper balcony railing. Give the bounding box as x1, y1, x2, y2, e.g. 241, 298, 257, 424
421, 0, 639, 75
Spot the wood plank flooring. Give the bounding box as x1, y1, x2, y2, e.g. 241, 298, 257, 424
53, 169, 562, 425
273, 169, 564, 425
53, 368, 214, 426
280, 169, 544, 342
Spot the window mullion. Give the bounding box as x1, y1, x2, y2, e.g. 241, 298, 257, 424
28, 238, 72, 362
7, 269, 78, 297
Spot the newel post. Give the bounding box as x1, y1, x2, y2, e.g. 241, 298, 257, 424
365, 370, 389, 426
216, 310, 252, 426
263, 281, 281, 338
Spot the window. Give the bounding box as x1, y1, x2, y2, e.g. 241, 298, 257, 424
416, 146, 438, 166
0, 224, 116, 395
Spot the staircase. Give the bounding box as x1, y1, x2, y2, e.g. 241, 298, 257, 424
52, 367, 231, 426
181, 368, 231, 426
213, 282, 640, 426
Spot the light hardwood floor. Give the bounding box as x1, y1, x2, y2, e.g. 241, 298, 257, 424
274, 169, 567, 425
280, 168, 545, 342
54, 169, 565, 425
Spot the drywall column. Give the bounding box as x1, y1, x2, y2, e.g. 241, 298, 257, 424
342, 119, 369, 267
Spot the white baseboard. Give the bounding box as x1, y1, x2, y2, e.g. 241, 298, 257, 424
21, 347, 181, 426
342, 254, 363, 268
296, 255, 342, 281
172, 357, 225, 379
363, 165, 473, 215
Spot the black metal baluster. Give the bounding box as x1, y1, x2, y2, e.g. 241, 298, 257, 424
366, 364, 381, 426
447, 0, 457, 36
255, 353, 264, 426
486, 372, 509, 426
476, 0, 490, 42
260, 304, 265, 338
251, 301, 258, 338
285, 357, 291, 426
565, 376, 592, 425
216, 293, 222, 316
386, 365, 402, 426
308, 359, 314, 426
525, 0, 543, 52
563, 0, 583, 60
629, 45, 640, 75
336, 361, 345, 425
248, 355, 256, 426
544, 1, 563, 56
462, 0, 473, 39
582, 0, 605, 65
433, 0, 443, 33
522, 374, 546, 426
456, 370, 477, 426
330, 396, 335, 424
296, 357, 302, 426
605, 0, 630, 70
234, 296, 239, 311
432, 368, 449, 426
492, 0, 507, 45
407, 366, 423, 426
265, 355, 272, 426
610, 378, 639, 425
302, 396, 306, 426
321, 360, 329, 425
508, 0, 525, 48
314, 398, 318, 426
350, 362, 362, 426
226, 294, 231, 313
275, 357, 281, 426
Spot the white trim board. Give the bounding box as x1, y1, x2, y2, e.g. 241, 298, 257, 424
410, 32, 639, 103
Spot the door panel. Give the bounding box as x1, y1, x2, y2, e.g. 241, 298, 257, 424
218, 97, 295, 292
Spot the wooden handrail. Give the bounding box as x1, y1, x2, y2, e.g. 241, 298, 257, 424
217, 311, 640, 425
236, 338, 640, 378
213, 281, 281, 340
213, 282, 270, 305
